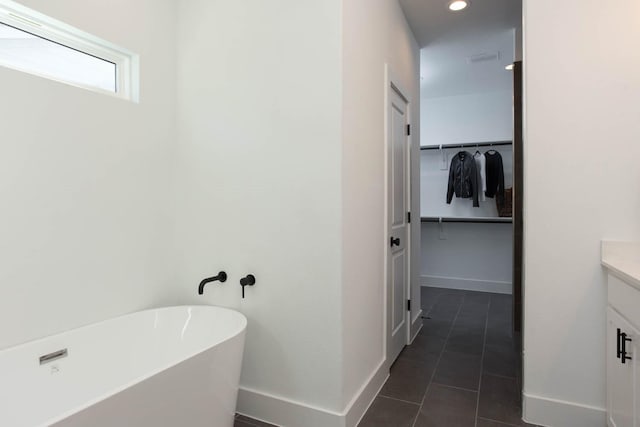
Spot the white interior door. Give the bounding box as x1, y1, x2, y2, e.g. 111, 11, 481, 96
387, 84, 410, 364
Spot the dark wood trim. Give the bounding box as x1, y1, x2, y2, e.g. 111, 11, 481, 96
513, 60, 524, 334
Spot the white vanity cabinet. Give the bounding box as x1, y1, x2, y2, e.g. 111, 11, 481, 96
602, 242, 640, 427
607, 305, 638, 427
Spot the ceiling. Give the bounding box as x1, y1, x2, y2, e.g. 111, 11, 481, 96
399, 0, 522, 98
399, 0, 522, 48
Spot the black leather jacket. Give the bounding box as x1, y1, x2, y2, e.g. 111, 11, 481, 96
446, 151, 479, 207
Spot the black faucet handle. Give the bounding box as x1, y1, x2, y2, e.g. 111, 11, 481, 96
240, 274, 256, 298
240, 274, 255, 286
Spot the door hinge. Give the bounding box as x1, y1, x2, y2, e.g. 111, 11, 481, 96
407, 300, 411, 311
407, 212, 411, 223
407, 124, 411, 136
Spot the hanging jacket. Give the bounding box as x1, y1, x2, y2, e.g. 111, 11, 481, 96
446, 151, 479, 207
485, 150, 505, 205
474, 151, 487, 202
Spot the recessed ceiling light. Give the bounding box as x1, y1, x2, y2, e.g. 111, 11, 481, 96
448, 1, 469, 11
505, 64, 514, 70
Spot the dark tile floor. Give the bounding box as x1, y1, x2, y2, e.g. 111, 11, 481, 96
234, 414, 277, 427
359, 287, 538, 427
235, 287, 534, 427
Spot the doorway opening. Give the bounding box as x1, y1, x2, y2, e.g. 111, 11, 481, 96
371, 0, 525, 426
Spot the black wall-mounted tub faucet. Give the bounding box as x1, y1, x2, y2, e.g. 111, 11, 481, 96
198, 271, 227, 295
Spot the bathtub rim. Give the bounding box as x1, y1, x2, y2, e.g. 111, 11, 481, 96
0, 305, 247, 427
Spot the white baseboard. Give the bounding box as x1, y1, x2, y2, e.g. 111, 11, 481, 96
237, 387, 341, 427
237, 360, 389, 427
421, 275, 512, 295
344, 360, 389, 427
522, 393, 606, 427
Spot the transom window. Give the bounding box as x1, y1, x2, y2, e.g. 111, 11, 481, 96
0, 2, 139, 101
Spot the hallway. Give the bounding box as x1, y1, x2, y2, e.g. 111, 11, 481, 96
359, 287, 536, 427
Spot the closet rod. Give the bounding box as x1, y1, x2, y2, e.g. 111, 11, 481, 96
420, 141, 512, 151
421, 216, 513, 224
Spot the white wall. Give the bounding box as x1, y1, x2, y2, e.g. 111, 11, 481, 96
342, 0, 421, 422
523, 0, 640, 425
0, 0, 176, 350
421, 223, 513, 294
174, 0, 345, 423
175, 0, 419, 425
421, 91, 513, 146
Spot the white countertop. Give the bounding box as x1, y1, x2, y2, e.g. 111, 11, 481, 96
602, 241, 640, 290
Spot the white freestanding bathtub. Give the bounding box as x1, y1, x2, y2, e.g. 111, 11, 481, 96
0, 306, 247, 427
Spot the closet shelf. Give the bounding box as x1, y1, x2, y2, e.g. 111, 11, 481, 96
421, 216, 513, 224
420, 140, 512, 151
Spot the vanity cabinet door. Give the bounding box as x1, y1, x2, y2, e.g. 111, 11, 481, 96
607, 308, 637, 427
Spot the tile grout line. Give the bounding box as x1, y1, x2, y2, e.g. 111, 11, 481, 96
401, 288, 446, 427
422, 288, 444, 318
484, 372, 518, 380
409, 292, 466, 427
376, 394, 421, 406
474, 296, 491, 427
373, 288, 444, 425
429, 381, 482, 394
477, 416, 523, 427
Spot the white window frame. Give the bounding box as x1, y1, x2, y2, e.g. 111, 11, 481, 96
0, 0, 139, 102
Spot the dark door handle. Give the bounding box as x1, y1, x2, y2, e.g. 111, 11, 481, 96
390, 237, 401, 247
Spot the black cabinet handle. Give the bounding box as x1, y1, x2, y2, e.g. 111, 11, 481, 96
622, 332, 633, 364
390, 237, 401, 247
240, 274, 256, 299
617, 328, 623, 359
